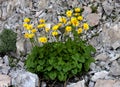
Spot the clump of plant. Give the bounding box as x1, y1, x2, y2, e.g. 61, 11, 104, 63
0, 29, 17, 54
24, 7, 96, 81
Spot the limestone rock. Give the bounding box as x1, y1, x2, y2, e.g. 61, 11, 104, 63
95, 53, 108, 61
94, 80, 120, 87
67, 80, 85, 87
102, 23, 120, 47
102, 1, 114, 15
0, 74, 11, 87
94, 80, 115, 87
16, 38, 26, 56
3, 55, 9, 66
112, 41, 120, 49
91, 71, 109, 81
110, 61, 120, 76
9, 69, 39, 87
82, 6, 92, 17
86, 13, 101, 26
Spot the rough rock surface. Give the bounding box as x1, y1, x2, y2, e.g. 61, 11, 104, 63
9, 69, 39, 87
0, 74, 11, 87
0, 0, 120, 87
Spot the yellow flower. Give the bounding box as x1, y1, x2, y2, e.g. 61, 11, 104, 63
83, 23, 89, 30
24, 18, 30, 23
24, 33, 29, 38
66, 10, 72, 17
38, 37, 47, 43
57, 23, 62, 27
74, 13, 79, 16
52, 31, 58, 36
77, 16, 83, 21
52, 25, 59, 31
71, 17, 79, 27
65, 26, 72, 32
39, 19, 45, 23
77, 28, 82, 34
37, 24, 45, 28
23, 23, 28, 28
26, 24, 33, 30
59, 17, 67, 24
45, 28, 50, 32
31, 29, 37, 33
24, 33, 34, 38
67, 21, 72, 25
74, 7, 80, 13
28, 33, 35, 38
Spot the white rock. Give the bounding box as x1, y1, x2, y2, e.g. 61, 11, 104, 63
91, 71, 109, 81
3, 55, 9, 66
112, 41, 120, 49
0, 74, 11, 87
1, 64, 10, 74
82, 6, 92, 17
94, 80, 114, 87
110, 54, 120, 61
9, 69, 39, 87
16, 38, 26, 56
102, 22, 120, 47
86, 13, 100, 26
102, 1, 114, 15
95, 53, 108, 61
88, 81, 94, 87
67, 80, 85, 87
110, 61, 120, 76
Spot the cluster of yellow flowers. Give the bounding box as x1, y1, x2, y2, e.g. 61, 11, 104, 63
23, 7, 89, 44
23, 18, 48, 43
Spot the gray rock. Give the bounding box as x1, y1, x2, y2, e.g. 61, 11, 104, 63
0, 57, 3, 64
17, 61, 24, 68
90, 63, 96, 71
110, 54, 120, 61
88, 81, 94, 87
41, 81, 47, 87
112, 41, 120, 49
102, 23, 120, 47
0, 74, 11, 87
3, 55, 9, 66
91, 71, 109, 81
9, 69, 39, 87
82, 6, 92, 17
67, 80, 85, 87
94, 80, 115, 87
86, 13, 101, 26
95, 53, 108, 61
102, 1, 114, 15
110, 61, 120, 76
1, 64, 10, 74
16, 38, 26, 56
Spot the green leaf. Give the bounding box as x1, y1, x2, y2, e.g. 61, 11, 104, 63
78, 57, 85, 63
37, 65, 43, 71
84, 58, 95, 71
48, 58, 54, 65
48, 71, 57, 80
58, 72, 67, 81
38, 60, 45, 65
46, 66, 53, 71
71, 69, 77, 75
71, 53, 80, 61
